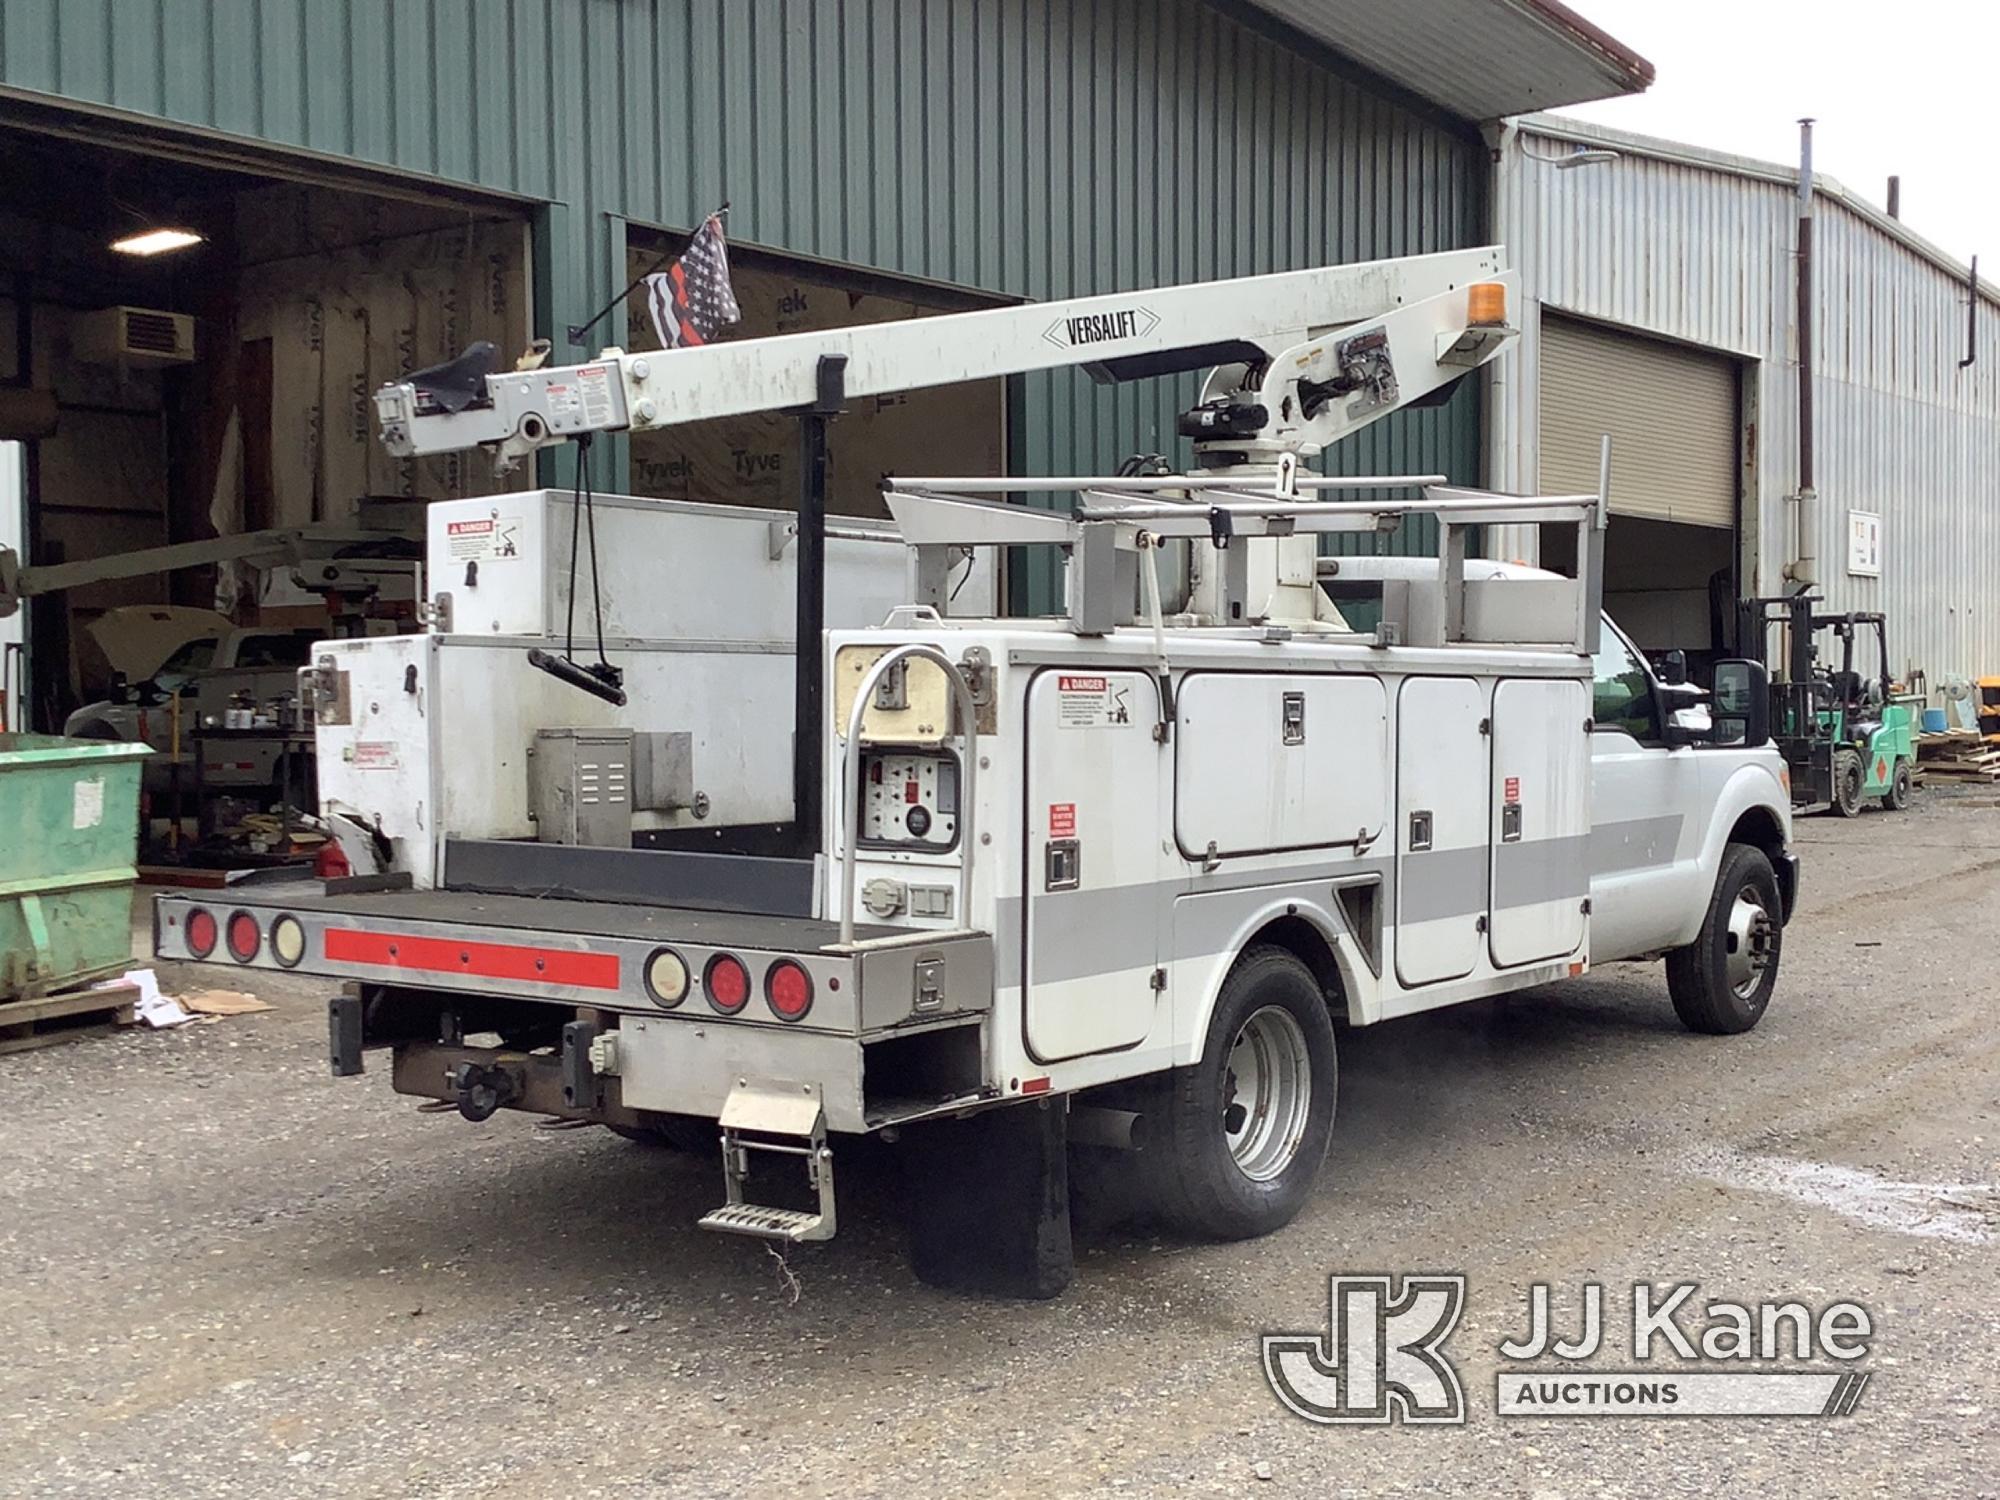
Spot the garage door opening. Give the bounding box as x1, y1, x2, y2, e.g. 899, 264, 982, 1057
1538, 312, 1745, 673
0, 122, 533, 734
620, 227, 1010, 522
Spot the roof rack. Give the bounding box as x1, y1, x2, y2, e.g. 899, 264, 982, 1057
881, 474, 1607, 655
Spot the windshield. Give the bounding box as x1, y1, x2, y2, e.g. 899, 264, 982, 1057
153, 636, 220, 683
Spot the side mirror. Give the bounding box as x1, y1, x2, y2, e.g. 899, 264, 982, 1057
1653, 648, 1688, 685
1709, 659, 1770, 749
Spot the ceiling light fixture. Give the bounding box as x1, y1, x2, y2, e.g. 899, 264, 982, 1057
109, 227, 205, 256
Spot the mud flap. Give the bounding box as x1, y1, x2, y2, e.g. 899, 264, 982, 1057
904, 1099, 1074, 1300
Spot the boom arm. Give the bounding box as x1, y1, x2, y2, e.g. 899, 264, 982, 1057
375, 248, 1516, 470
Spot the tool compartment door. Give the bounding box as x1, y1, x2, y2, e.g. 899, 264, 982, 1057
1394, 676, 1488, 985
1175, 673, 1387, 857
1489, 677, 1590, 967
1024, 669, 1167, 1062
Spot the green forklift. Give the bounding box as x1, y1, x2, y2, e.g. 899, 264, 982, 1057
1737, 593, 1915, 816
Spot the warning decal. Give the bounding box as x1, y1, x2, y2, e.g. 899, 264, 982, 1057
1055, 674, 1134, 728
446, 509, 523, 563
1049, 803, 1076, 837
1504, 776, 1521, 804
350, 741, 401, 770
577, 365, 615, 426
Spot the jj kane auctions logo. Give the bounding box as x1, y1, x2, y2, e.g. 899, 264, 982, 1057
1264, 1276, 1873, 1424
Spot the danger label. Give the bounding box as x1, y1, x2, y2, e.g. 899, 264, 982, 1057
1504, 776, 1521, 804
446, 510, 522, 562
577, 365, 615, 426
1056, 674, 1133, 728
1048, 803, 1076, 837
350, 741, 401, 770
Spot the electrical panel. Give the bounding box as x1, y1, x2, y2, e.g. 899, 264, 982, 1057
859, 751, 959, 849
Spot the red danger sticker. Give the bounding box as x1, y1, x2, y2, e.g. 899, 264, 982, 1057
1504, 776, 1521, 804
1049, 802, 1076, 837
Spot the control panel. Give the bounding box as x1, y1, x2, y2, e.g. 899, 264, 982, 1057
860, 750, 960, 849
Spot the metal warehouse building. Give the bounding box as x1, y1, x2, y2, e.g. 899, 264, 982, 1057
0, 0, 1650, 732
1492, 112, 2000, 687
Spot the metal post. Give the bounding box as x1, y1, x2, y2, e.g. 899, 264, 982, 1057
1790, 119, 1818, 587
792, 354, 846, 854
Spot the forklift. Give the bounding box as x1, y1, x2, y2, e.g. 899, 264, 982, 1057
1738, 593, 1914, 815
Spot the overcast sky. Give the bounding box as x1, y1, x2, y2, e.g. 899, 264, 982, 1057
1555, 1, 1993, 269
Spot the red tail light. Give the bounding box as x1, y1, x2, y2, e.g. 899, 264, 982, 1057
765, 960, 814, 1021
703, 953, 750, 1014
226, 910, 262, 962
184, 907, 217, 959
315, 839, 352, 880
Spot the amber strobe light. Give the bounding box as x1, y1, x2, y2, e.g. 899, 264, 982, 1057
184, 908, 217, 959
704, 953, 750, 1014
1467, 281, 1507, 327
765, 960, 814, 1022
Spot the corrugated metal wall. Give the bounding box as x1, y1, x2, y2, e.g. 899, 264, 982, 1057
1494, 119, 2000, 683
0, 0, 1487, 606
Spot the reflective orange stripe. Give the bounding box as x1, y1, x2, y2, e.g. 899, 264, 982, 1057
323, 928, 620, 989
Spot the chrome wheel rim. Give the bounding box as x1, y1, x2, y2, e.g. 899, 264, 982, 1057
1223, 1005, 1312, 1181
1724, 887, 1775, 999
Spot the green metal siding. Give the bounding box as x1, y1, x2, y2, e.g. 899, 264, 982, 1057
0, 0, 1485, 598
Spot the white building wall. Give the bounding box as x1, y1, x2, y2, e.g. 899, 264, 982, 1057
1490, 114, 2000, 685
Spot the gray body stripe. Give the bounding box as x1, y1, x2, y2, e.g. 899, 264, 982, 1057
1589, 814, 1685, 876
995, 816, 1685, 990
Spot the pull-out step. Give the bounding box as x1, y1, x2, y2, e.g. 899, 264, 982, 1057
697, 1078, 837, 1244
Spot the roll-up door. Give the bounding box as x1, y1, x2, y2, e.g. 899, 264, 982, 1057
1539, 314, 1738, 529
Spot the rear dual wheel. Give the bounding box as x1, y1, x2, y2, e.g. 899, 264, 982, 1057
1130, 946, 1337, 1240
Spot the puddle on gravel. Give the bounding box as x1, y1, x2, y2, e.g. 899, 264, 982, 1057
1686, 1149, 1999, 1245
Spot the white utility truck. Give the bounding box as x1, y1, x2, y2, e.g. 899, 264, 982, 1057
153, 248, 1797, 1297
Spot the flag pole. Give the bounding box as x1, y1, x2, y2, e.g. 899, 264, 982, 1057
564, 202, 729, 348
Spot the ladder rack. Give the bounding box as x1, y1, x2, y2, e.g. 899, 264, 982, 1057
881, 476, 1607, 655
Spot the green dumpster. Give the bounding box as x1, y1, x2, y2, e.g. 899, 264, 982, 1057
0, 734, 151, 1001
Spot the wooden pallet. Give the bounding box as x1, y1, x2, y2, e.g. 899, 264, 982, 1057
0, 983, 138, 1055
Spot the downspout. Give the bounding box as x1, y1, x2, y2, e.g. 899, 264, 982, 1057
1786, 119, 1817, 589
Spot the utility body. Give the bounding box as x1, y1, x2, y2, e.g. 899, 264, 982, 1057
155, 248, 1799, 1296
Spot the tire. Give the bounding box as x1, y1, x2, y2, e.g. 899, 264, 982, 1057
1830, 749, 1864, 817
1129, 946, 1337, 1240
607, 1115, 716, 1153
1665, 843, 1783, 1035
1882, 760, 1912, 812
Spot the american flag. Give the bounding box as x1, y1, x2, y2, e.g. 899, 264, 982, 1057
643, 214, 741, 350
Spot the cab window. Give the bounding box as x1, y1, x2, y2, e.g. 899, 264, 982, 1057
1592, 625, 1660, 741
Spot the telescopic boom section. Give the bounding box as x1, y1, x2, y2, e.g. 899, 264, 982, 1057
374, 247, 1518, 472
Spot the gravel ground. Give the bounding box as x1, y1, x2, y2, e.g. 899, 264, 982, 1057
3, 793, 1997, 1497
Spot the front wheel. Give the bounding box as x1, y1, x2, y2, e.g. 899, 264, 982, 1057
1830, 749, 1864, 817
1665, 843, 1783, 1034
1882, 760, 1912, 812
1131, 946, 1337, 1240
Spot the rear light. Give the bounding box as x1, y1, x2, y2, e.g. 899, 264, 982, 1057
703, 953, 750, 1014
184, 907, 217, 959
765, 960, 814, 1022
270, 915, 306, 968
644, 948, 690, 1007
225, 910, 261, 962
315, 839, 351, 880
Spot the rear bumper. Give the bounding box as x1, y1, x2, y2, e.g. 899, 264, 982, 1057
155, 886, 997, 1132
1774, 851, 1801, 923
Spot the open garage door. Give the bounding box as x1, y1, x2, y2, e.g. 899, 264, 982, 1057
1539, 314, 1741, 659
